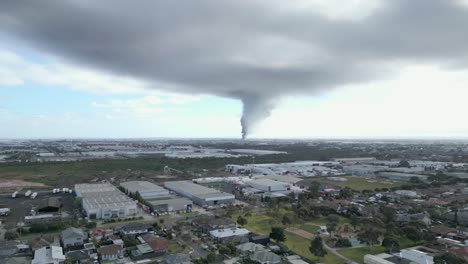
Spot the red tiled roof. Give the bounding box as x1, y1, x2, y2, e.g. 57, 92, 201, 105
99, 244, 122, 255
450, 247, 468, 257
431, 225, 456, 234
148, 239, 169, 252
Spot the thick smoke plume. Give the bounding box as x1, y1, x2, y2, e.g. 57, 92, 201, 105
1, 0, 468, 138
240, 95, 276, 139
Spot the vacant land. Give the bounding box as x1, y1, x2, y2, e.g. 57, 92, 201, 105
337, 236, 421, 264
231, 212, 346, 263
337, 246, 385, 264
315, 176, 405, 191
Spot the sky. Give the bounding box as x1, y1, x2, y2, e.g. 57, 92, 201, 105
1, 0, 468, 139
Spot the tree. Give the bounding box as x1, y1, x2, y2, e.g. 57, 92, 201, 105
122, 235, 139, 247
326, 214, 340, 236
335, 237, 352, 247
434, 253, 468, 264
382, 236, 400, 252
350, 214, 360, 230
219, 245, 232, 255
379, 206, 397, 225
282, 215, 292, 226
4, 231, 19, 240
357, 227, 381, 250
409, 176, 422, 184
288, 192, 296, 201
339, 187, 354, 199
237, 215, 247, 226
64, 257, 72, 264
398, 160, 410, 168
307, 181, 321, 199
206, 252, 217, 263
270, 227, 286, 243
309, 236, 327, 258
152, 221, 161, 230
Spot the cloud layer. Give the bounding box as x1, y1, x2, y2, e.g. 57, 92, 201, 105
1, 0, 468, 137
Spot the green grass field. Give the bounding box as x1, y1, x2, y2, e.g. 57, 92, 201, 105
337, 236, 420, 264
337, 246, 385, 264
315, 176, 405, 191
285, 231, 345, 264
232, 212, 347, 263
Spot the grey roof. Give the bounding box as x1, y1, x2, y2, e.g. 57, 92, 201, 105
148, 197, 192, 206
66, 250, 90, 261
165, 181, 233, 198
251, 251, 281, 263
120, 181, 167, 193
121, 222, 152, 232
75, 183, 117, 197
163, 253, 191, 264
0, 256, 32, 264
83, 192, 136, 209
62, 227, 86, 239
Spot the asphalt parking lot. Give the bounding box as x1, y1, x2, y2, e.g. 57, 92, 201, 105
0, 191, 77, 229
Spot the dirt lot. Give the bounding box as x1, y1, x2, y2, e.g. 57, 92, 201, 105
0, 191, 77, 230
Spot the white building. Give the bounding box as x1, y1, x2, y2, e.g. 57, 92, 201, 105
75, 183, 137, 219
209, 228, 250, 240
32, 246, 65, 264
248, 179, 291, 192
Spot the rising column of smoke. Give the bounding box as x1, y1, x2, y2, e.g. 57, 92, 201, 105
240, 95, 277, 139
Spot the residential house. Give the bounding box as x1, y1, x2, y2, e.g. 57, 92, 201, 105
32, 246, 66, 264
250, 234, 270, 245
119, 223, 152, 235
29, 235, 59, 252
66, 250, 93, 264
62, 227, 87, 248
98, 244, 123, 262
236, 242, 265, 255
189, 214, 235, 233
89, 228, 113, 242
147, 239, 169, 254
396, 212, 431, 226
250, 251, 282, 264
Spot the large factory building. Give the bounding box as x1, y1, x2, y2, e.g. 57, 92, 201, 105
248, 179, 291, 192
164, 181, 235, 207
120, 181, 170, 200
75, 183, 137, 219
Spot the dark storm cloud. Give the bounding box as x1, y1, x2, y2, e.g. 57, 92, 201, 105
1, 0, 468, 137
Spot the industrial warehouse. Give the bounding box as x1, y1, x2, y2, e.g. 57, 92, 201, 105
164, 181, 235, 207
119, 181, 193, 213
247, 178, 291, 192
148, 197, 193, 213
120, 181, 170, 200
74, 183, 138, 219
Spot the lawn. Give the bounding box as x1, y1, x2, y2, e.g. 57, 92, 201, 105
168, 243, 183, 253
232, 213, 280, 235
232, 212, 346, 263
285, 231, 345, 264
337, 246, 386, 264
337, 236, 420, 264
299, 223, 319, 234
315, 176, 405, 191
299, 215, 350, 227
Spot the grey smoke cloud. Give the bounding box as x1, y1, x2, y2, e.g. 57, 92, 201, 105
1, 0, 468, 137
